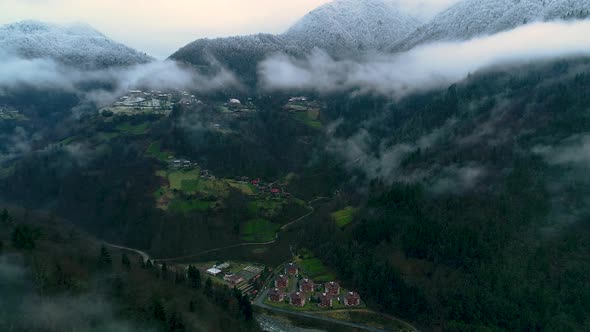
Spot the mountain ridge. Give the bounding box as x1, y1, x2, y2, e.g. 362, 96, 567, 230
392, 0, 590, 51
0, 20, 153, 69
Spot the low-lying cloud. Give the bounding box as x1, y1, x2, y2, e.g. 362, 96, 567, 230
259, 20, 590, 98
0, 254, 153, 332
0, 51, 239, 106
534, 134, 590, 167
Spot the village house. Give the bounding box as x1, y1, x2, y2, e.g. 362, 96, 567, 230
344, 291, 361, 306
285, 263, 299, 276
229, 98, 242, 105
206, 267, 222, 276
268, 288, 285, 302
275, 274, 289, 289
216, 262, 230, 270
299, 278, 314, 293
289, 96, 308, 103
270, 188, 280, 195
318, 292, 333, 307
325, 281, 340, 296
290, 292, 307, 307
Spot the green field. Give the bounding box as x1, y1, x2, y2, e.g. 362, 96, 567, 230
0, 165, 15, 179
287, 104, 308, 111
291, 112, 322, 129
241, 219, 279, 242
227, 180, 257, 195
331, 207, 357, 229
248, 199, 284, 217
218, 106, 231, 113
296, 257, 336, 283
168, 170, 201, 190
146, 141, 171, 161
116, 122, 149, 135
58, 136, 79, 146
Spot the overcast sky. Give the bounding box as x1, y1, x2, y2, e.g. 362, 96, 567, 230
0, 0, 460, 58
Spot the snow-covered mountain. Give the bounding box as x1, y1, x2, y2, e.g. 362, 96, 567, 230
0, 20, 152, 69
283, 0, 421, 54
394, 0, 590, 51
170, 0, 421, 83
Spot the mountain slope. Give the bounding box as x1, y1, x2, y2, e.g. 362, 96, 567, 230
394, 0, 590, 51
282, 0, 421, 54
0, 20, 152, 69
170, 0, 421, 84
170, 34, 286, 80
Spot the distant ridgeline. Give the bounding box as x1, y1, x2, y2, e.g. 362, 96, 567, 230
0, 20, 152, 69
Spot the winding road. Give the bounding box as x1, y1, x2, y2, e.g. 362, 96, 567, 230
106, 197, 327, 263
104, 196, 419, 332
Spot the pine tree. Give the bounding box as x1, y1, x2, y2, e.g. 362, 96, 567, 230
121, 253, 131, 269
11, 225, 36, 249
152, 297, 166, 322
187, 265, 201, 289
0, 208, 10, 223
204, 277, 213, 297
168, 310, 185, 331
241, 295, 253, 321
99, 245, 112, 266
161, 262, 168, 279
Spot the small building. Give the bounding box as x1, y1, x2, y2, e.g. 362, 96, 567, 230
290, 292, 307, 307
216, 262, 230, 270
268, 288, 285, 302
299, 278, 314, 293
229, 98, 242, 105
224, 274, 244, 286
275, 274, 289, 289
325, 281, 340, 296
270, 188, 280, 195
319, 292, 333, 307
285, 263, 299, 276
289, 96, 307, 103
344, 291, 361, 307
207, 268, 222, 276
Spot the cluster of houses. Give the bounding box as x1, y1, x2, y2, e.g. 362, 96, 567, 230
288, 96, 308, 103
115, 90, 173, 110
268, 263, 361, 308
170, 158, 198, 170
250, 178, 290, 198
179, 91, 201, 106
0, 107, 24, 121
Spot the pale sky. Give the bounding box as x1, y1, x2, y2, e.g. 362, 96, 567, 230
0, 0, 459, 58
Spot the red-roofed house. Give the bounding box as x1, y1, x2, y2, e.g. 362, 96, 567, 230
275, 274, 289, 289
299, 278, 314, 293
251, 179, 260, 185
285, 263, 299, 276
270, 188, 280, 195
318, 292, 333, 307
268, 288, 285, 302
290, 292, 307, 307
344, 291, 361, 306
325, 281, 340, 296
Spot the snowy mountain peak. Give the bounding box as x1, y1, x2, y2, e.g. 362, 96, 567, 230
394, 0, 590, 51
0, 20, 152, 69
284, 0, 422, 53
